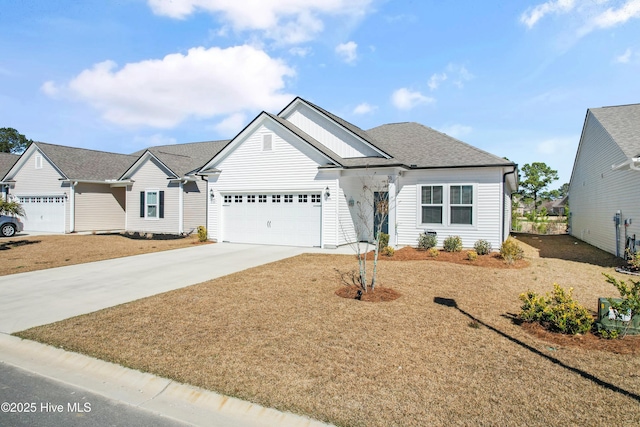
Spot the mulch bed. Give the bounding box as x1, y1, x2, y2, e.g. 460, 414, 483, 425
335, 285, 401, 302
521, 321, 640, 355
372, 246, 529, 268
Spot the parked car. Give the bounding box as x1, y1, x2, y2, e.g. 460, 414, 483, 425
0, 215, 24, 237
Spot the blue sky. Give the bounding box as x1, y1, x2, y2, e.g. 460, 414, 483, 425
2, 0, 640, 187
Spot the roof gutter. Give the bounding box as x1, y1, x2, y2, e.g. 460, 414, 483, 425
59, 178, 133, 187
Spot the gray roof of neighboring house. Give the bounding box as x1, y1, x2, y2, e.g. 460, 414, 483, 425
0, 152, 19, 178
589, 104, 640, 158
136, 140, 230, 177
36, 142, 139, 181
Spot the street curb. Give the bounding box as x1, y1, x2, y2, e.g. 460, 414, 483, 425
0, 334, 333, 427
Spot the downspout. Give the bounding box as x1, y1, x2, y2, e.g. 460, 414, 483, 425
502, 167, 517, 243
178, 180, 184, 234
69, 181, 77, 233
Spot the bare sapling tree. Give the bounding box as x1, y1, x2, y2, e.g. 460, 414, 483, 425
344, 173, 390, 293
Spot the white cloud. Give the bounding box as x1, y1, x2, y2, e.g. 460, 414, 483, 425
535, 136, 576, 155
147, 0, 374, 44
616, 47, 633, 63
133, 133, 178, 148
391, 88, 434, 111
521, 0, 640, 38
41, 81, 61, 97
289, 46, 311, 57
353, 102, 376, 115
214, 112, 247, 135
427, 72, 447, 91
335, 41, 358, 64
45, 45, 295, 129
520, 0, 576, 28
439, 124, 472, 139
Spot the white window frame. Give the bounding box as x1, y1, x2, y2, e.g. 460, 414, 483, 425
416, 184, 477, 227
419, 185, 444, 225
145, 189, 160, 220
449, 184, 474, 226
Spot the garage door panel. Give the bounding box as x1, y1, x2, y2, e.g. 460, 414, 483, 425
222, 192, 321, 247
18, 195, 65, 233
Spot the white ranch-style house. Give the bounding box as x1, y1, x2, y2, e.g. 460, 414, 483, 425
199, 97, 517, 249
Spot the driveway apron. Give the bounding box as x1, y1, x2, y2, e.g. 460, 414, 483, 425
0, 243, 307, 334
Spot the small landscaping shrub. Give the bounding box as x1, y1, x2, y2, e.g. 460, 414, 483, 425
428, 247, 439, 258
473, 239, 492, 255
466, 250, 478, 261
417, 232, 437, 250
500, 237, 524, 264
381, 246, 395, 257
197, 226, 208, 242
443, 235, 462, 252
377, 232, 389, 252
599, 329, 620, 340
518, 283, 593, 335
602, 273, 640, 337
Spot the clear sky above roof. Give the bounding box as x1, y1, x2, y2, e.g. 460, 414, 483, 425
2, 0, 640, 186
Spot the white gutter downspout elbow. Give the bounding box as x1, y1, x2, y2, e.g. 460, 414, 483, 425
69, 181, 77, 233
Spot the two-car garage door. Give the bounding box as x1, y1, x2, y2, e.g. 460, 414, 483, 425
17, 195, 66, 233
222, 192, 322, 247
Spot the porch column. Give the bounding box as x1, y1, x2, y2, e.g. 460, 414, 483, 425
388, 175, 397, 247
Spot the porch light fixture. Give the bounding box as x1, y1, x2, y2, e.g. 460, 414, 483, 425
325, 186, 330, 198
348, 197, 354, 207
209, 189, 215, 201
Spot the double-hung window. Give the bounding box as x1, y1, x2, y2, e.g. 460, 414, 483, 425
450, 185, 473, 225
421, 185, 443, 224
140, 190, 163, 219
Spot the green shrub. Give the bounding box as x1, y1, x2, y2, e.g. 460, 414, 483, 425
473, 239, 492, 255
381, 246, 395, 257
428, 247, 439, 258
599, 329, 619, 340
417, 232, 437, 250
500, 236, 524, 264
443, 235, 462, 252
377, 232, 389, 252
518, 284, 593, 335
466, 250, 478, 261
197, 226, 208, 242
603, 273, 640, 336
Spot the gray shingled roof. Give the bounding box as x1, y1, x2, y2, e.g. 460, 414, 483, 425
36, 142, 139, 181
0, 152, 19, 178
137, 140, 230, 177
365, 122, 513, 168
589, 104, 640, 158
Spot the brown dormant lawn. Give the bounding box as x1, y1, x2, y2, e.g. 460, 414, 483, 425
16, 235, 640, 427
0, 234, 205, 276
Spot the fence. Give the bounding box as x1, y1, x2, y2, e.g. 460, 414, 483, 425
512, 218, 567, 235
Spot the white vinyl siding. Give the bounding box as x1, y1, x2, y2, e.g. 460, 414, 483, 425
569, 113, 638, 256
207, 122, 337, 247
10, 149, 70, 232
74, 183, 125, 231
283, 103, 381, 158
398, 168, 503, 249
183, 180, 205, 234
126, 157, 179, 234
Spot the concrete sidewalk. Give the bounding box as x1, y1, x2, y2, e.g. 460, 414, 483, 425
0, 333, 332, 427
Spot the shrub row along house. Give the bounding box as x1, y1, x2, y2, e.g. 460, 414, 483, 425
0, 97, 518, 249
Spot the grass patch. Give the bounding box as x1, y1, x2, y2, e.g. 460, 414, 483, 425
16, 236, 640, 426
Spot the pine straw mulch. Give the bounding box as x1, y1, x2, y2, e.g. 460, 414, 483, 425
376, 246, 530, 268
0, 233, 208, 276
16, 234, 640, 427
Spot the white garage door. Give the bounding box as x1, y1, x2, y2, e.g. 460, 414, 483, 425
18, 195, 65, 233
223, 192, 322, 247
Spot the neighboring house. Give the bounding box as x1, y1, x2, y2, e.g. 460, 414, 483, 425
0, 152, 19, 200
540, 196, 567, 216
199, 97, 517, 249
2, 142, 137, 233
120, 140, 228, 235
569, 103, 640, 257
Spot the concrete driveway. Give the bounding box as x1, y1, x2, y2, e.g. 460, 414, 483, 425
0, 243, 320, 334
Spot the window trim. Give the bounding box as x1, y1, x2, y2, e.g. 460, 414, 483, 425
419, 185, 444, 225
417, 184, 476, 227
449, 184, 474, 225
144, 189, 161, 220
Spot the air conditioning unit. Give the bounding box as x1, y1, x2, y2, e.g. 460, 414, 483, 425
596, 298, 640, 335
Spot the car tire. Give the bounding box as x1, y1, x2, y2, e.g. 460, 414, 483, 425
1, 223, 16, 237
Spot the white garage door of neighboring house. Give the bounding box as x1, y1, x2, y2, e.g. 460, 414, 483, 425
18, 195, 65, 233
222, 192, 322, 247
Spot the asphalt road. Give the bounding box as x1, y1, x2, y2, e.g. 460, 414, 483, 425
0, 362, 189, 427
